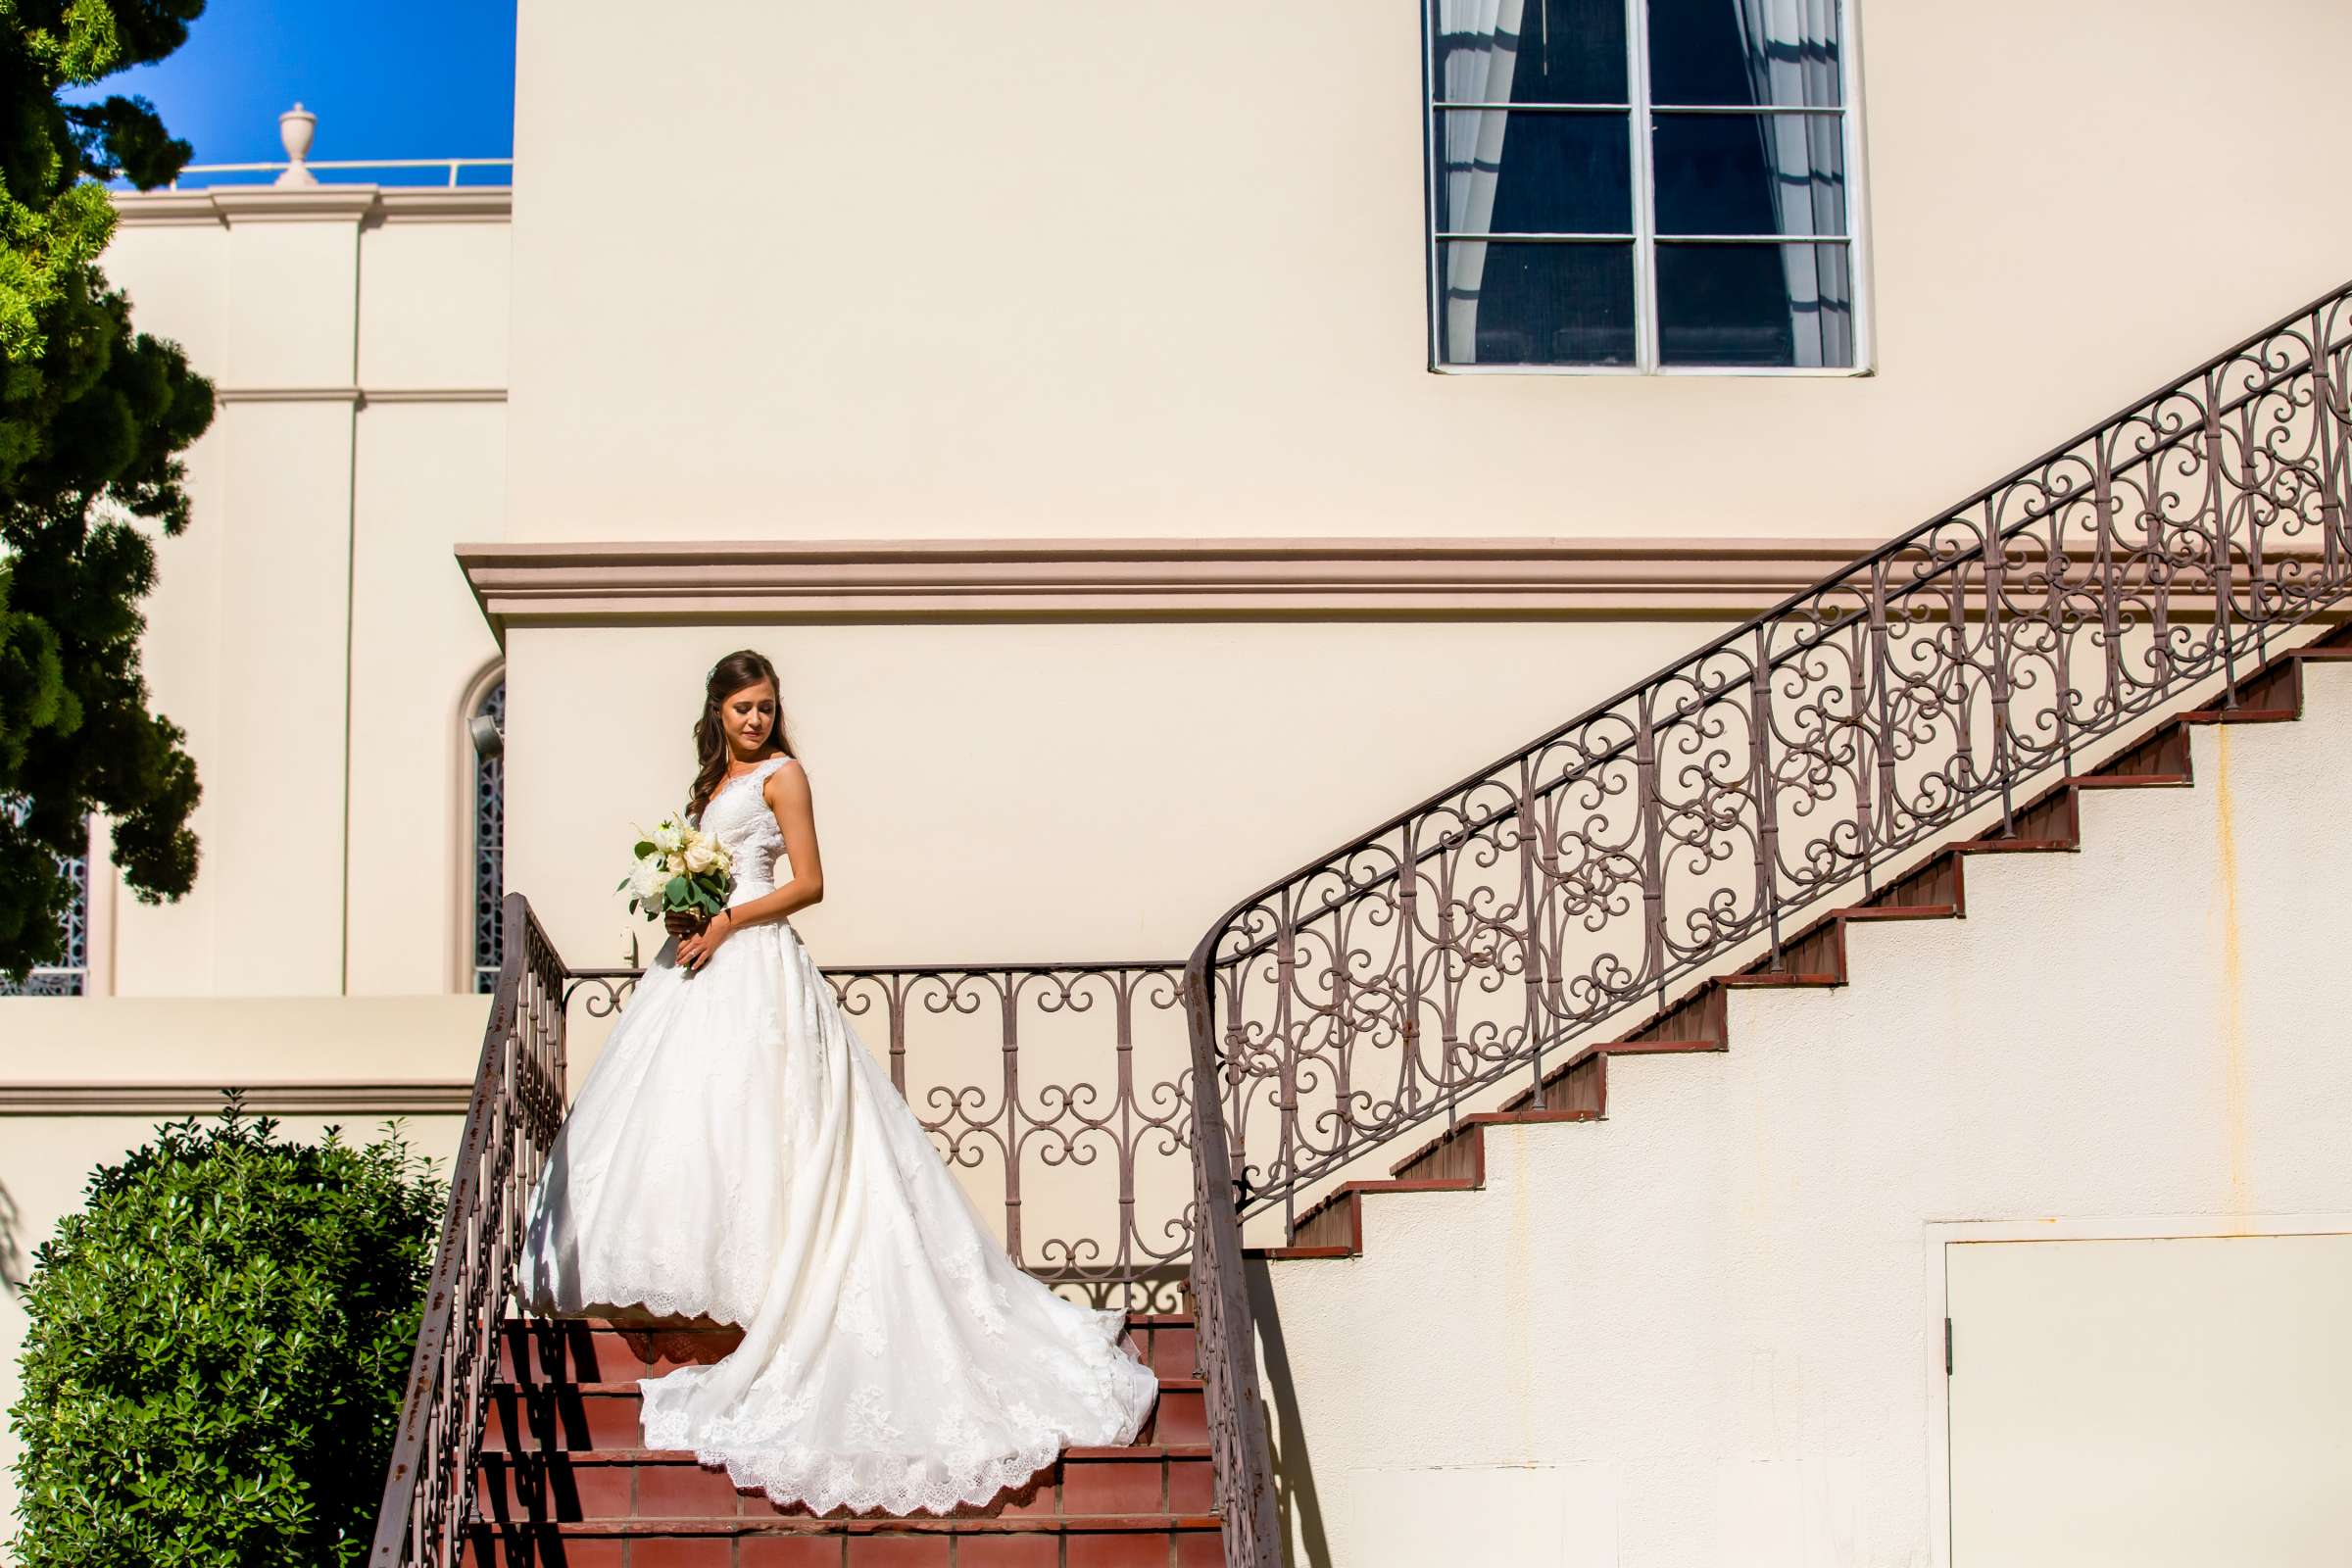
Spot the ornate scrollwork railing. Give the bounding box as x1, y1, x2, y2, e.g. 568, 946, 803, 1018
370, 894, 568, 1568
565, 960, 1195, 1309
1175, 278, 2352, 1568
1184, 280, 2352, 1256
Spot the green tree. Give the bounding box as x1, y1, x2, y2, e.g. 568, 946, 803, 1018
7, 1104, 444, 1567
1, 1, 215, 982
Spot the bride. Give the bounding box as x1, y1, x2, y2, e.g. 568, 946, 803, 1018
518, 649, 1158, 1516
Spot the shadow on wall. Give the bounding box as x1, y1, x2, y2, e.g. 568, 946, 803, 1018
1247, 1259, 1333, 1568
0, 1177, 25, 1295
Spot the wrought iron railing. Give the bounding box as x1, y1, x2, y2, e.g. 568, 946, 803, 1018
1183, 279, 2352, 1261
369, 894, 568, 1568
565, 961, 1195, 1309
1173, 279, 2352, 1568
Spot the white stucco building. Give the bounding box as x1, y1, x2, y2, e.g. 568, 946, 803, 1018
7, 2, 2352, 1562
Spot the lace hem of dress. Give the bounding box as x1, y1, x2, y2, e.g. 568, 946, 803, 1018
635, 1421, 1083, 1518
636, 1313, 1158, 1516
545, 1278, 759, 1328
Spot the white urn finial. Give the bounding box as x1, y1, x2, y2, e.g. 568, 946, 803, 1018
275, 103, 318, 187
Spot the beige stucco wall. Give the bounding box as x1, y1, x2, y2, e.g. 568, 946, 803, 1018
1252, 664, 2352, 1566
93, 193, 510, 999
505, 0, 2352, 545
501, 617, 1720, 979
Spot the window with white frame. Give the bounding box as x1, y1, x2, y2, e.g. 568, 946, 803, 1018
1427, 0, 1857, 370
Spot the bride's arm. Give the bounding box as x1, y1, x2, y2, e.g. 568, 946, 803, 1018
676, 761, 826, 971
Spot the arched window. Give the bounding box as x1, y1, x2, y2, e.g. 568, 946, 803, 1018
0, 803, 87, 997
470, 677, 506, 992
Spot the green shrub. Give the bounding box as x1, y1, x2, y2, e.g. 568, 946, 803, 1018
7, 1105, 443, 1567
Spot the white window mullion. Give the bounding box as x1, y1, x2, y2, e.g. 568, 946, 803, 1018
1838, 0, 1873, 372
1625, 0, 1660, 371
1420, 0, 1444, 368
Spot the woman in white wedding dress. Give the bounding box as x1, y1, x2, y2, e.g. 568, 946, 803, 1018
518, 650, 1158, 1516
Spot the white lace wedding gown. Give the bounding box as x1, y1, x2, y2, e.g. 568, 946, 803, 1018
518, 755, 1158, 1514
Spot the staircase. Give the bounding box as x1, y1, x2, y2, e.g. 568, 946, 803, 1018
1262, 630, 2352, 1262
466, 1315, 1219, 1566
377, 280, 2352, 1568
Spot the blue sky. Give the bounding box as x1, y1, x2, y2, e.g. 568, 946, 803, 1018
73, 0, 516, 179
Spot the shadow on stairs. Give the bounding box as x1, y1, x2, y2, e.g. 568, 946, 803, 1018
466, 1314, 1220, 1567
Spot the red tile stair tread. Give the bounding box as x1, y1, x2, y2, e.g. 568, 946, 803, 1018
467, 1515, 1222, 1536
496, 1379, 1203, 1397
482, 1446, 1211, 1464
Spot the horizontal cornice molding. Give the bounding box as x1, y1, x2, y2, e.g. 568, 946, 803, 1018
0, 1080, 474, 1117
112, 186, 511, 227
458, 535, 1895, 627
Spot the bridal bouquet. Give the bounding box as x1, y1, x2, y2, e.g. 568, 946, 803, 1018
619, 813, 734, 924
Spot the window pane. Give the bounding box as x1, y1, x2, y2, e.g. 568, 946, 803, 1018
1433, 0, 1628, 105
1655, 241, 1853, 367
1438, 240, 1637, 366
1652, 111, 1845, 236
1647, 0, 1841, 108
1435, 110, 1632, 234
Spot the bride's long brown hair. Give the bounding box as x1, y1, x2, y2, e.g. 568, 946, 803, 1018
688, 650, 798, 822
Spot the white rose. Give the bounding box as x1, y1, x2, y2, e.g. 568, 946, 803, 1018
683, 837, 718, 874
652, 819, 685, 855
627, 856, 668, 901
709, 840, 733, 873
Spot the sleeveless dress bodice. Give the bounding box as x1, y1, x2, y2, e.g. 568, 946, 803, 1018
699, 757, 792, 905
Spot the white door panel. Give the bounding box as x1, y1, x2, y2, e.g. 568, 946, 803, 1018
1946, 1233, 2352, 1567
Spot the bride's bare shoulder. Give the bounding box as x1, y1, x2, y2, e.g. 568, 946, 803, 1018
760, 754, 810, 804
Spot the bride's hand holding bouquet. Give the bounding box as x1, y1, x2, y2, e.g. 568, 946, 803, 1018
620, 813, 736, 974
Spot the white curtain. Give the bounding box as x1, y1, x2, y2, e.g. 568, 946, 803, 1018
1729, 0, 1850, 366
1437, 0, 1525, 361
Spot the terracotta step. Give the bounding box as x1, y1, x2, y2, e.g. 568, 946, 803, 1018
461, 1512, 1224, 1566
476, 1446, 1215, 1525
485, 1380, 1209, 1454
502, 1317, 1198, 1385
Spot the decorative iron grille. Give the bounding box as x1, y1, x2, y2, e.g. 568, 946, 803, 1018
472, 680, 505, 994
0, 803, 86, 997
564, 960, 1195, 1311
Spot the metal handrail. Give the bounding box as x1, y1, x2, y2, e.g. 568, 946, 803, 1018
368, 894, 567, 1568
1175, 279, 2352, 1568
165, 158, 513, 189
